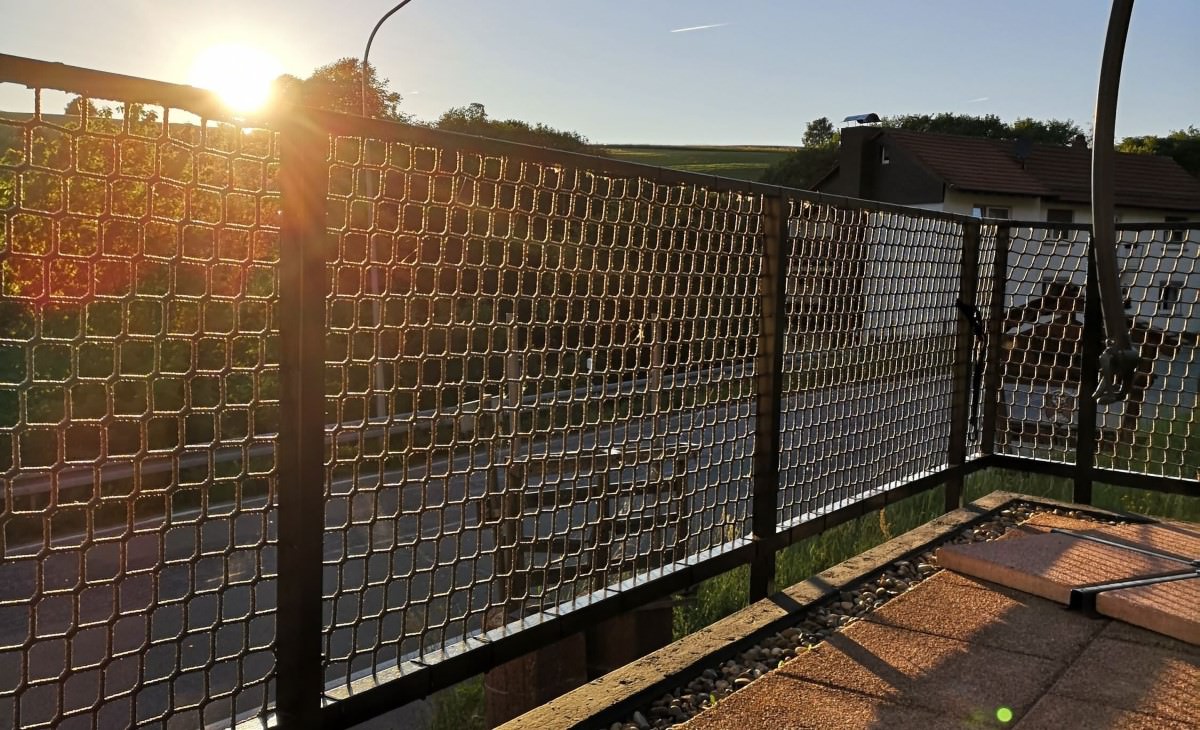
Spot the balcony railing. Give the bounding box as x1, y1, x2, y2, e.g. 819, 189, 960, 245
0, 54, 1195, 730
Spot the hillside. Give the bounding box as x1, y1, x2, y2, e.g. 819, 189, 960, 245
601, 144, 798, 182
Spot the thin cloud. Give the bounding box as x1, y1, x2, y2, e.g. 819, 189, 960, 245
967, 96, 990, 103
670, 23, 728, 33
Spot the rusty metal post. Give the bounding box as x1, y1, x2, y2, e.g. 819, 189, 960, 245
947, 219, 982, 511
275, 112, 330, 728
980, 224, 1011, 455
750, 193, 788, 601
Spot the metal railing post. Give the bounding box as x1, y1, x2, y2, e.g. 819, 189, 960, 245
947, 219, 982, 511
749, 193, 788, 601
276, 112, 331, 727
980, 224, 1010, 455
1074, 246, 1103, 504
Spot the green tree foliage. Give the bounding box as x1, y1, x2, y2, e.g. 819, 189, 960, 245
1118, 126, 1200, 179
435, 102, 593, 153
880, 112, 1084, 145
275, 58, 408, 120
801, 116, 837, 149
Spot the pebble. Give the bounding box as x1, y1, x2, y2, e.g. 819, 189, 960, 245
613, 508, 1112, 729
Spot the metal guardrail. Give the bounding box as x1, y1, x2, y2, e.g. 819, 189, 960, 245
0, 55, 1195, 730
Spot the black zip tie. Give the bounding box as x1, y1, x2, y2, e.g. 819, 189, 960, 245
1067, 570, 1199, 614
1049, 527, 1200, 567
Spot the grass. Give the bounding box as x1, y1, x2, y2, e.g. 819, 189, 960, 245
429, 676, 485, 730
602, 145, 797, 182
671, 467, 1200, 639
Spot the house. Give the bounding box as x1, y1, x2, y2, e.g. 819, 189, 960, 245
813, 127, 1200, 454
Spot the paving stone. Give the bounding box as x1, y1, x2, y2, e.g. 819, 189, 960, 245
1096, 575, 1200, 646
1046, 637, 1200, 725
1098, 618, 1200, 658
678, 674, 969, 730
773, 620, 1058, 720
1019, 693, 1197, 729
936, 531, 1184, 604
863, 571, 1103, 660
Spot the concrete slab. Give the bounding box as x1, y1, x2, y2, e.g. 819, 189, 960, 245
863, 571, 1103, 660
1045, 637, 1200, 725
1098, 617, 1200, 658
679, 676, 971, 730
1018, 693, 1196, 729
1096, 575, 1200, 646
935, 531, 1184, 604
773, 620, 1060, 721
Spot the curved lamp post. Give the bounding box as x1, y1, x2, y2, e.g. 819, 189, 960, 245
360, 0, 418, 419
361, 0, 418, 117
1091, 0, 1139, 403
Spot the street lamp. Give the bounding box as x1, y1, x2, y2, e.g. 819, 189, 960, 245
360, 0, 418, 421
362, 0, 418, 118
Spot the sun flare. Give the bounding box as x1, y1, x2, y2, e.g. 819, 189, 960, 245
189, 43, 282, 113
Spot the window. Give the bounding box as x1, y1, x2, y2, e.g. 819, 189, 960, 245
1165, 216, 1188, 244
1047, 208, 1073, 240
971, 205, 1010, 219
1158, 281, 1182, 314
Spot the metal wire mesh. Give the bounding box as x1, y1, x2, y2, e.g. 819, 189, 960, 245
0, 92, 279, 729
777, 200, 962, 526
3, 57, 1196, 730
1098, 224, 1197, 478
317, 130, 762, 692
993, 224, 1090, 461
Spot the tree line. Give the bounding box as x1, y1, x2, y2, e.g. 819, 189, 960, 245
763, 113, 1200, 189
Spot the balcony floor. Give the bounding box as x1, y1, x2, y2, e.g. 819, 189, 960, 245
681, 569, 1198, 729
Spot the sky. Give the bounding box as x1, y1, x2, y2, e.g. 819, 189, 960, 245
1, 0, 1198, 145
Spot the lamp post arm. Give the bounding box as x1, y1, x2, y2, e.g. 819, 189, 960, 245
1091, 0, 1139, 404
360, 0, 418, 116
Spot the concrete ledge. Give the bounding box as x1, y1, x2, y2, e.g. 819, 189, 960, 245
501, 490, 1089, 730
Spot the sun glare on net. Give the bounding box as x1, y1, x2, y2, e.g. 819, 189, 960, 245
189, 43, 282, 113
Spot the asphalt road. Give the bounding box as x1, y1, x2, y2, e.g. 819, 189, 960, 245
1, 371, 950, 730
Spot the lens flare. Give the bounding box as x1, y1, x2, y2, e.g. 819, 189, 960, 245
996, 707, 1014, 723
189, 43, 282, 113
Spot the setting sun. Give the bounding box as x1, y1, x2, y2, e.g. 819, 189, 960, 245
188, 43, 282, 113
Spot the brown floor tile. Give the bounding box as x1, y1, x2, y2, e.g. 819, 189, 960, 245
1096, 575, 1200, 646
1017, 693, 1197, 729
680, 674, 978, 730
1099, 619, 1200, 658
1046, 637, 1200, 725
1067, 522, 1200, 563
774, 620, 1059, 720
936, 532, 1184, 604
864, 572, 1103, 660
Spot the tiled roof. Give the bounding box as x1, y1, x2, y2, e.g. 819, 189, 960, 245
884, 130, 1200, 212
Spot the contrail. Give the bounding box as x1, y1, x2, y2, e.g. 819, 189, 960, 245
671, 23, 728, 33
967, 96, 990, 103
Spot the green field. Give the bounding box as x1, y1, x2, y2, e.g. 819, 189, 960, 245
601, 144, 797, 182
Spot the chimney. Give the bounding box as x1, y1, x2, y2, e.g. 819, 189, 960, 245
1071, 134, 1089, 150
835, 126, 880, 198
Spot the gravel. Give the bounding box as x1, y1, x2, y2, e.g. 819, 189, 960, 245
605, 504, 1124, 730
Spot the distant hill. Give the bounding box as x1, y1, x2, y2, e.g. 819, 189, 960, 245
601, 145, 798, 182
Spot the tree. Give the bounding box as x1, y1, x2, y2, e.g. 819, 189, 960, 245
802, 117, 837, 149
434, 102, 593, 153
1118, 126, 1200, 179
880, 112, 1085, 145
275, 58, 408, 120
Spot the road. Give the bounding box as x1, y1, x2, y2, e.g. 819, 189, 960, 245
1, 371, 950, 730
